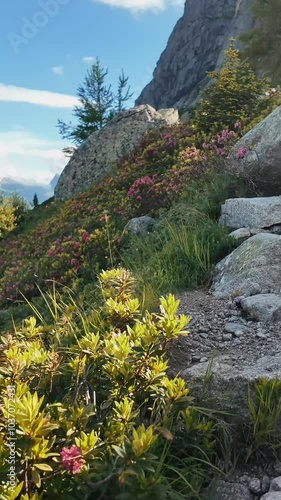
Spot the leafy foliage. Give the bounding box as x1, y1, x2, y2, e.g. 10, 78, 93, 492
245, 377, 281, 460
0, 268, 217, 499
0, 195, 17, 237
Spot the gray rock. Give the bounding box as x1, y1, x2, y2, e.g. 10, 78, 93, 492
124, 216, 158, 237
135, 0, 254, 110
241, 294, 281, 322
262, 476, 271, 494
208, 480, 253, 500
55, 105, 178, 200
223, 333, 233, 341
181, 352, 281, 416
157, 108, 179, 125
220, 197, 281, 230
211, 234, 281, 298
270, 477, 281, 492
256, 331, 267, 339
224, 322, 247, 335
230, 105, 281, 196
200, 356, 208, 362
273, 462, 281, 476
261, 494, 281, 500
229, 228, 252, 239
249, 478, 261, 495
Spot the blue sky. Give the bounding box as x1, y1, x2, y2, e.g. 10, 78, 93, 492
0, 0, 183, 186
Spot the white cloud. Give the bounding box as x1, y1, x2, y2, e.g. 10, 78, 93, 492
0, 84, 79, 108
52, 65, 64, 76
82, 56, 96, 65
92, 0, 184, 11
0, 131, 67, 184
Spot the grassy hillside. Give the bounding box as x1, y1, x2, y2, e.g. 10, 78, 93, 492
0, 122, 246, 327
1, 53, 281, 499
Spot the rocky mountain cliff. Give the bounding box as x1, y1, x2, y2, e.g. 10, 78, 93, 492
136, 0, 255, 110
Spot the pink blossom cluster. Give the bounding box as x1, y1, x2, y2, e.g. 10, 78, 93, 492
162, 133, 176, 148
236, 146, 248, 159
82, 231, 90, 242
60, 445, 84, 474
203, 126, 239, 157
127, 175, 158, 199
182, 146, 201, 159
216, 129, 236, 144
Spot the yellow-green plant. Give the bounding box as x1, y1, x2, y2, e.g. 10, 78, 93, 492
0, 195, 16, 237
246, 377, 281, 461
0, 268, 216, 499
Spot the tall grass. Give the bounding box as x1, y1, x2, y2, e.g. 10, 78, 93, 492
121, 209, 236, 310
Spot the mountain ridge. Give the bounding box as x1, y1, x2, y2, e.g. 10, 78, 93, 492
136, 0, 255, 110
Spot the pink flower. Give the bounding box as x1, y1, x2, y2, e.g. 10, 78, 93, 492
82, 232, 90, 242
236, 146, 248, 159
48, 249, 55, 257
70, 259, 77, 266
100, 216, 106, 222
234, 121, 242, 129
60, 445, 84, 474
136, 195, 142, 201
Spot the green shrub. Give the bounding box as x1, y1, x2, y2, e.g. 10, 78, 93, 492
245, 378, 281, 461
193, 42, 271, 135
0, 268, 217, 499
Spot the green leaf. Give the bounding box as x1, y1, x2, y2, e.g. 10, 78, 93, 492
32, 467, 42, 488
34, 463, 53, 472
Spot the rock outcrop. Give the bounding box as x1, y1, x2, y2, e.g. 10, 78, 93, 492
211, 233, 281, 298
136, 0, 254, 110
55, 105, 178, 200
182, 352, 281, 415
230, 105, 281, 195
220, 196, 281, 230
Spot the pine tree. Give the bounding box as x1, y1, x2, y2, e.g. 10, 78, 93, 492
194, 42, 269, 134
58, 59, 132, 146
33, 193, 39, 208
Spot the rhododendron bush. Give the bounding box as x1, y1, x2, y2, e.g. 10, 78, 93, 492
0, 269, 216, 499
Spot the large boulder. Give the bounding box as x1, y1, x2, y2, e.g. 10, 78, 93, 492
181, 352, 281, 416
220, 197, 281, 230
231, 105, 281, 195
124, 216, 158, 236
211, 233, 281, 299
55, 105, 179, 200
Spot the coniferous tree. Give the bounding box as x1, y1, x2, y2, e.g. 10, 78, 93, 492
194, 42, 269, 134
58, 59, 133, 147
33, 193, 39, 208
